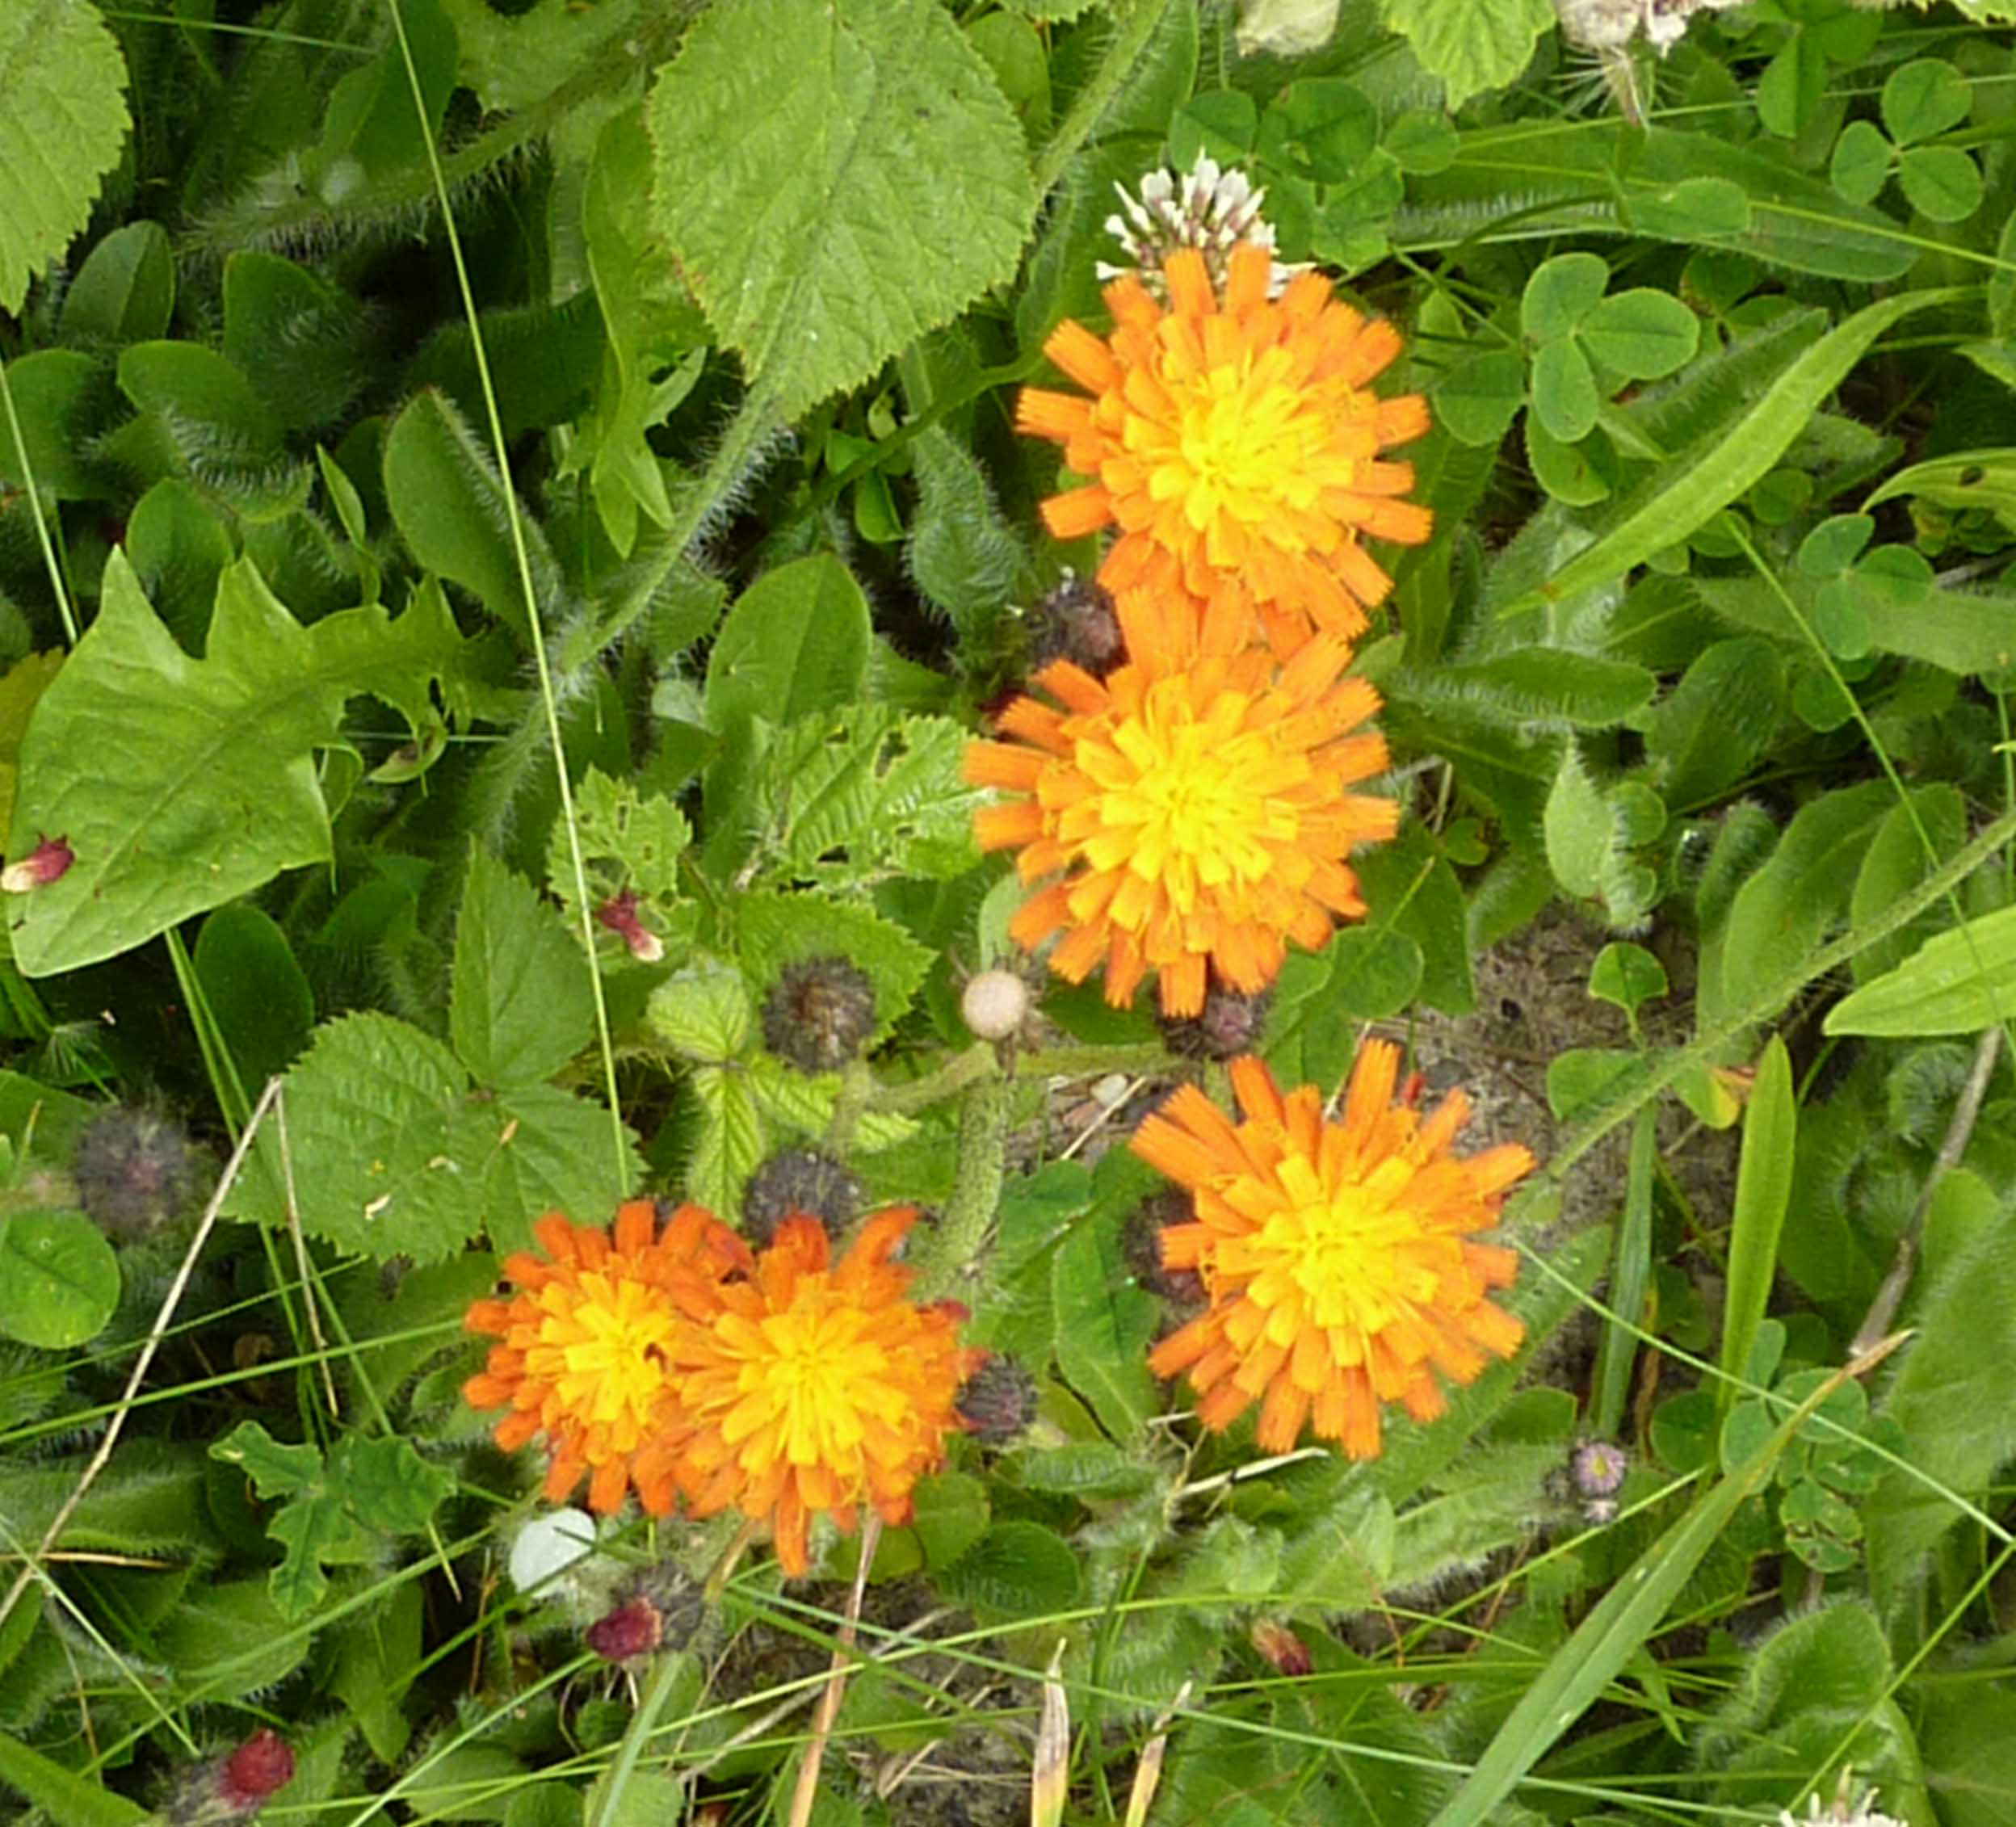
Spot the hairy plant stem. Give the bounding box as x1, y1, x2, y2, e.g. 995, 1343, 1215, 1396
916, 1073, 1011, 1303
1030, 0, 1175, 200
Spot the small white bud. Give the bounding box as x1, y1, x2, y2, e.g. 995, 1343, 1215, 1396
508, 1507, 597, 1594
962, 969, 1030, 1042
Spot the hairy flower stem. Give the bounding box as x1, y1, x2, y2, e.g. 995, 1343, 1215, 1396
915, 1073, 1010, 1303
1031, 0, 1175, 200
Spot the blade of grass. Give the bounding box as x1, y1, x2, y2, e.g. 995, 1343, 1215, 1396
1589, 1107, 1656, 1442
1426, 1331, 1909, 1827
1716, 1034, 1795, 1421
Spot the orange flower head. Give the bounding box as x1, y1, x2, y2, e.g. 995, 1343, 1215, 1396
1018, 242, 1433, 650
662, 1210, 981, 1577
964, 591, 1397, 1018
464, 1199, 748, 1516
1132, 1044, 1533, 1459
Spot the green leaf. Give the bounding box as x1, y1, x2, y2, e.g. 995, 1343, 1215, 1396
683, 1061, 766, 1216
0, 349, 107, 501
1880, 57, 1971, 146
1829, 119, 1892, 207
60, 221, 174, 346
1544, 741, 1610, 901
0, 1212, 120, 1349
1866, 1204, 2016, 1617
1717, 1036, 1795, 1421
1530, 336, 1598, 446
1847, 785, 1969, 985
1433, 349, 1526, 448
209, 1420, 323, 1499
1390, 650, 1656, 730
545, 767, 696, 967
223, 250, 372, 435
1919, 1682, 2016, 1827
1825, 905, 2016, 1037
0, 1728, 151, 1827
0, 0, 132, 313
158, 1575, 313, 1694
192, 903, 315, 1095
739, 708, 985, 890
125, 478, 234, 645
648, 960, 756, 1063
475, 1082, 640, 1257
452, 848, 596, 1088
1864, 448, 2016, 529
332, 1434, 454, 1535
1052, 1212, 1158, 1443
1375, 0, 1551, 111
938, 1519, 1081, 1620
1579, 289, 1699, 381
266, 1494, 351, 1618
383, 390, 558, 634
330, 1581, 422, 1764
1703, 784, 1890, 1031
1644, 636, 1783, 810
909, 426, 1023, 644
1508, 291, 1968, 612
7, 553, 465, 976
704, 556, 873, 736
645, 0, 1035, 420
1896, 144, 1981, 222
1588, 943, 1667, 1016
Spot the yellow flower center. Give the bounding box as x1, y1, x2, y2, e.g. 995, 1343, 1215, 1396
1070, 682, 1309, 916
1147, 350, 1344, 534
724, 1284, 901, 1472
529, 1274, 676, 1440
1237, 1159, 1449, 1338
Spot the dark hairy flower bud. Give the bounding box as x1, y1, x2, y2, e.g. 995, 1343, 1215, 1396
1026, 573, 1124, 676
588, 1562, 706, 1662
762, 956, 878, 1074
1158, 980, 1272, 1061
1124, 1188, 1206, 1307
72, 1107, 195, 1237
741, 1147, 863, 1245
956, 1354, 1036, 1444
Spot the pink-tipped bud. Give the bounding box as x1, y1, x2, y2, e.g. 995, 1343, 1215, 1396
1249, 1619, 1312, 1678
217, 1730, 294, 1812
2, 835, 72, 892
595, 892, 665, 963
586, 1596, 664, 1662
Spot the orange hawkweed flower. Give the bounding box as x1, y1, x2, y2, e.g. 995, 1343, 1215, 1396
1132, 1045, 1532, 1459
964, 591, 1396, 1018
464, 1200, 748, 1516
1018, 242, 1432, 650
662, 1209, 981, 1577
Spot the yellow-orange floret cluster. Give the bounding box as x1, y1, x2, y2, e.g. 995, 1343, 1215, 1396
1018, 241, 1432, 652
1132, 1044, 1531, 1460
464, 1200, 980, 1576
964, 591, 1396, 1017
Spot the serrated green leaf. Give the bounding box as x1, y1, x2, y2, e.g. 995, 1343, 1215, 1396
7, 554, 465, 976
735, 891, 933, 1048
648, 961, 756, 1063
646, 0, 1035, 420
1376, 0, 1550, 111
0, 0, 132, 313
684, 1061, 765, 1216
210, 1420, 323, 1498
452, 848, 596, 1088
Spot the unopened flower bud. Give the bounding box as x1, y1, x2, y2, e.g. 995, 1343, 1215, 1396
1124, 1188, 1206, 1307
72, 1107, 195, 1237
1158, 980, 1271, 1060
174, 1729, 294, 1822
956, 1354, 1036, 1444
1026, 573, 1124, 676
586, 1595, 664, 1662
742, 1147, 862, 1245
762, 956, 877, 1074
595, 891, 664, 963
507, 1506, 598, 1595
1249, 1618, 1312, 1677
962, 968, 1029, 1042
2, 834, 72, 892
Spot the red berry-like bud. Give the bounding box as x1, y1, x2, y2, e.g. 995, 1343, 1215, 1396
218, 1730, 295, 1811
595, 891, 665, 963
587, 1596, 664, 1662
1249, 1619, 1312, 1678
1, 834, 73, 892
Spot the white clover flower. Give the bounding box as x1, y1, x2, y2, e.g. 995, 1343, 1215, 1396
1777, 1770, 1907, 1827
1555, 0, 1741, 55
1096, 154, 1310, 300
507, 1507, 598, 1595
